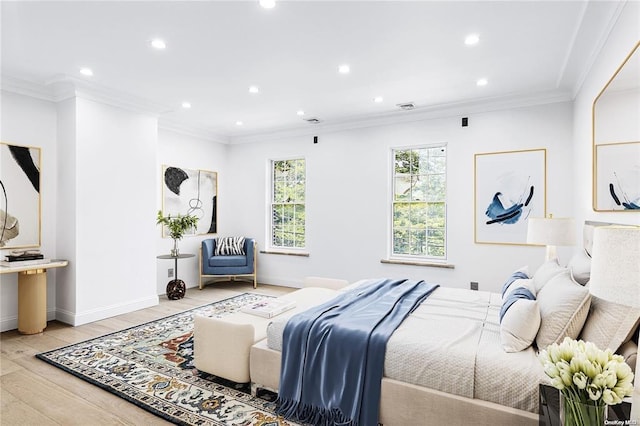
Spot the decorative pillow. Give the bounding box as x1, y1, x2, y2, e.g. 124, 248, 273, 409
578, 295, 640, 352
535, 270, 591, 349
501, 266, 530, 299
532, 259, 566, 293
500, 287, 541, 352
567, 249, 591, 285
617, 340, 637, 374
214, 236, 246, 256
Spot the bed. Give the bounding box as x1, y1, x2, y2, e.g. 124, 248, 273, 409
248, 222, 640, 426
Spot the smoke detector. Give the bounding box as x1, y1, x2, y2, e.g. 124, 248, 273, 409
396, 102, 416, 110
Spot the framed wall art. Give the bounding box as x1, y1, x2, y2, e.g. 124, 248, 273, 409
474, 148, 546, 245
594, 142, 640, 211
0, 142, 41, 249
161, 165, 217, 237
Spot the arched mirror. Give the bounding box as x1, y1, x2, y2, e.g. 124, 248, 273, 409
592, 41, 640, 211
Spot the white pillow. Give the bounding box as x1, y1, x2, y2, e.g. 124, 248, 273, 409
535, 270, 591, 349
500, 291, 541, 353
567, 249, 591, 285
579, 295, 640, 352
532, 259, 566, 293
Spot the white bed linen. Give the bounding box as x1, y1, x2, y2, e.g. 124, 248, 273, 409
266, 284, 547, 413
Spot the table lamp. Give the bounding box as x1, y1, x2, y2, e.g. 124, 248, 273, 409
526, 215, 576, 261
589, 225, 640, 420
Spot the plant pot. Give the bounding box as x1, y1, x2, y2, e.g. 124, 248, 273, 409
170, 239, 179, 257
560, 393, 607, 426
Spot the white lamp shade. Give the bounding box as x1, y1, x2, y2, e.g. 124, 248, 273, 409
526, 217, 576, 246
589, 226, 640, 308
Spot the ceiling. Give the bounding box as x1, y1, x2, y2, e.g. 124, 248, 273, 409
0, 1, 623, 143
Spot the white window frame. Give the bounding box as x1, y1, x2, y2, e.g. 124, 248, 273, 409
268, 157, 306, 251
390, 143, 447, 261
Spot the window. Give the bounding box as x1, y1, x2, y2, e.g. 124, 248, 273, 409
392, 145, 447, 259
271, 158, 306, 249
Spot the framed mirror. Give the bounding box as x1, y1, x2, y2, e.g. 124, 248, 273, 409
592, 41, 640, 211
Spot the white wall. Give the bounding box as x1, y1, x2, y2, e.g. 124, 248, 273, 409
0, 91, 59, 331
226, 102, 574, 293
156, 129, 228, 294
56, 96, 159, 325
573, 0, 640, 229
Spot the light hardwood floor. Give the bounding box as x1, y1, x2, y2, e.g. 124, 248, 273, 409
0, 282, 294, 425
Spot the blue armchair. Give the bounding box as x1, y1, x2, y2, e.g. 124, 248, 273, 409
199, 237, 257, 289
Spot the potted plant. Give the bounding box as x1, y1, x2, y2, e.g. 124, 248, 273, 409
156, 210, 199, 256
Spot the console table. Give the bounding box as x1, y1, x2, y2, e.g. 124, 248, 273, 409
157, 254, 195, 300
0, 260, 68, 334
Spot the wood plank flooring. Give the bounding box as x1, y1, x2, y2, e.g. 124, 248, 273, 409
0, 282, 293, 425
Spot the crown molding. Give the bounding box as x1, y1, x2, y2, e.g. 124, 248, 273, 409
158, 118, 229, 144
228, 89, 573, 145
569, 1, 628, 99
1, 75, 57, 102
3, 73, 572, 146
2, 74, 230, 141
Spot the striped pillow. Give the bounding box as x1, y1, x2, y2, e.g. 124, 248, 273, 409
215, 237, 246, 256
501, 267, 530, 299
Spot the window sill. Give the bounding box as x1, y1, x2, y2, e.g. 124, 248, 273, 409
260, 250, 310, 257
380, 259, 455, 269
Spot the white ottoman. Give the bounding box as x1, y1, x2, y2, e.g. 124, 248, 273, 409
194, 287, 338, 383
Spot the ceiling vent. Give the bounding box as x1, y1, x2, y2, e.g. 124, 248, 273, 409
396, 102, 416, 110
304, 117, 322, 124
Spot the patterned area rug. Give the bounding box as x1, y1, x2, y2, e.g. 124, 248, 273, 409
36, 293, 301, 426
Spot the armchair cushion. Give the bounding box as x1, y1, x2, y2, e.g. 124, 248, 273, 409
209, 255, 247, 268
215, 236, 246, 256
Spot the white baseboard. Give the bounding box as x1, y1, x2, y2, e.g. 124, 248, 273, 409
56, 295, 160, 326
0, 309, 57, 333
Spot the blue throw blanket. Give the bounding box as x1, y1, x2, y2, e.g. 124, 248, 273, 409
276, 278, 439, 426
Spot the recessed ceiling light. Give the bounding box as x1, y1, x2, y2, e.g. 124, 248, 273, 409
236, 121, 244, 126
465, 34, 480, 46
476, 78, 488, 86
373, 96, 384, 103
259, 0, 276, 9
296, 110, 305, 116
249, 86, 260, 94
151, 39, 166, 50
181, 102, 191, 109
338, 64, 350, 74
79, 67, 93, 76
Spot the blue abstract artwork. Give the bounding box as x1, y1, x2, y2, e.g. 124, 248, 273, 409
595, 142, 640, 211
475, 149, 546, 245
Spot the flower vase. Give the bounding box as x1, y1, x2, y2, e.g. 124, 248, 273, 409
170, 239, 180, 257
560, 393, 607, 426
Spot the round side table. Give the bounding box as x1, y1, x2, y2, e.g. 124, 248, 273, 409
156, 254, 195, 300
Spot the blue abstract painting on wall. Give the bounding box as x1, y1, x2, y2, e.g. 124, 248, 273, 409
595, 142, 640, 211
475, 149, 546, 245
485, 183, 534, 225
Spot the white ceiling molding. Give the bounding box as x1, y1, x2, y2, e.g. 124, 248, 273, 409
2, 74, 228, 141
560, 1, 628, 99
158, 118, 229, 144
229, 89, 573, 145
1, 75, 57, 102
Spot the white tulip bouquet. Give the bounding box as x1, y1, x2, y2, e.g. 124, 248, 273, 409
538, 337, 634, 425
